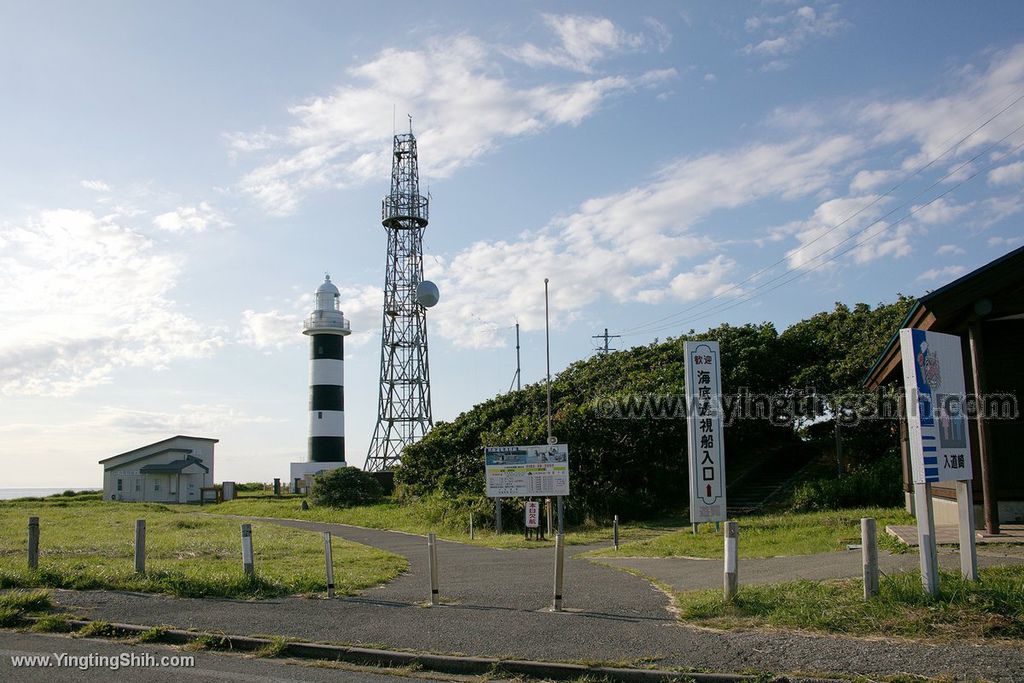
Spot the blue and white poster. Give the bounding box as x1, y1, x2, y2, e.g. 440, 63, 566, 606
899, 329, 974, 484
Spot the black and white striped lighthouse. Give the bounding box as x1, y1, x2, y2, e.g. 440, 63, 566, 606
290, 274, 350, 489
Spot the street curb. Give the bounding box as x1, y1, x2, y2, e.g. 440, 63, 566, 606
27, 617, 844, 683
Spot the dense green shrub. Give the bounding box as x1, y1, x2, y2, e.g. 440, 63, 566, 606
311, 467, 384, 508
790, 455, 903, 512
396, 298, 914, 522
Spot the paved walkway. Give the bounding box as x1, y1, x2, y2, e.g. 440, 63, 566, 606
50, 517, 1024, 682
594, 546, 1024, 593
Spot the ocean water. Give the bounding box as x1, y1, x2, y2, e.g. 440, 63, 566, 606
0, 488, 99, 500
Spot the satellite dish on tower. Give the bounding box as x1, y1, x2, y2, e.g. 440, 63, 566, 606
415, 280, 440, 308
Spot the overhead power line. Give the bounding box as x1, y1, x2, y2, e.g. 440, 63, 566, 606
621, 90, 1024, 337
626, 135, 1024, 337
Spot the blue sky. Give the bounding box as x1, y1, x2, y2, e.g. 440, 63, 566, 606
3, 1, 1023, 486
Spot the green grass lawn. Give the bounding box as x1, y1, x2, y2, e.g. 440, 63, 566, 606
587, 507, 915, 559
202, 495, 680, 549
675, 565, 1024, 640
0, 497, 405, 599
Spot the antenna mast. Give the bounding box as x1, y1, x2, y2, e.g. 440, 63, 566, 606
365, 124, 433, 472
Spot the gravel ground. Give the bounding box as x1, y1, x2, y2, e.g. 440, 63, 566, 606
45, 517, 1024, 682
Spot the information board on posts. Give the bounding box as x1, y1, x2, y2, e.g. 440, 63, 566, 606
485, 444, 570, 498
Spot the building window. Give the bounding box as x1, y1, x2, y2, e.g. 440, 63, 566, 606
117, 479, 123, 491
154, 481, 160, 492
318, 411, 323, 419
136, 481, 140, 491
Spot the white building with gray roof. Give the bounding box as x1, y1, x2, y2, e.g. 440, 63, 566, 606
99, 435, 217, 503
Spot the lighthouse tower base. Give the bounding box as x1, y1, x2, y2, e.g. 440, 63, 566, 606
289, 460, 347, 495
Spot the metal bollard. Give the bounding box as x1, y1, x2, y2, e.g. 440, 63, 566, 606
241, 523, 255, 576
613, 514, 619, 550
427, 533, 439, 605
723, 521, 738, 601
323, 532, 335, 598
552, 532, 565, 612
134, 519, 146, 574
27, 517, 39, 570
469, 512, 475, 540
861, 517, 879, 599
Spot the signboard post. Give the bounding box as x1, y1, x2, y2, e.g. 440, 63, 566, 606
899, 329, 977, 596
684, 341, 727, 526
485, 445, 570, 498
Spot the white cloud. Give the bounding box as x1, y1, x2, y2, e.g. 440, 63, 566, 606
743, 4, 849, 63
152, 202, 231, 233
94, 404, 278, 434
239, 284, 382, 351
80, 179, 110, 192
909, 197, 969, 225
427, 135, 858, 347
230, 35, 675, 215
917, 265, 966, 282
860, 44, 1024, 168
935, 244, 966, 256
703, 73, 717, 83
988, 160, 1024, 185
987, 235, 1023, 248
508, 14, 649, 73
0, 208, 223, 396
849, 169, 897, 193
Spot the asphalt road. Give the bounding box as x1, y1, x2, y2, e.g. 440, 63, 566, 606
0, 631, 461, 682
593, 546, 1024, 591
47, 516, 1024, 682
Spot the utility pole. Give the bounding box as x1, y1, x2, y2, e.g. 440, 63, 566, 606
592, 328, 620, 354
515, 322, 521, 391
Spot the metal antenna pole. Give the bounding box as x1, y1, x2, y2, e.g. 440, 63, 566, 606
545, 279, 564, 535
544, 279, 552, 441
515, 322, 522, 391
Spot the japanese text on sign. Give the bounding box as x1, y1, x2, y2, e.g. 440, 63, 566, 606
899, 329, 974, 484
684, 341, 727, 523
484, 444, 570, 498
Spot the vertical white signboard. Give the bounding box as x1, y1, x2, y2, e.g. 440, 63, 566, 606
899, 329, 974, 484
685, 341, 726, 523
525, 501, 540, 528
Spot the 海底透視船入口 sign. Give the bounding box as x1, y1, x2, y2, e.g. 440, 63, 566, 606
899, 329, 973, 484
684, 341, 726, 523
484, 444, 569, 498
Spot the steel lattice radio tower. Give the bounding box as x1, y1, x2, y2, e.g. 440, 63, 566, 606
365, 121, 436, 472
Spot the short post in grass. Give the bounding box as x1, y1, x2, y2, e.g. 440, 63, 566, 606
273, 478, 281, 497
427, 532, 439, 605
723, 521, 738, 601
613, 514, 619, 550
552, 532, 565, 612
27, 516, 39, 570
469, 512, 474, 540
134, 519, 146, 574
322, 532, 335, 598
861, 517, 878, 599
241, 523, 255, 576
